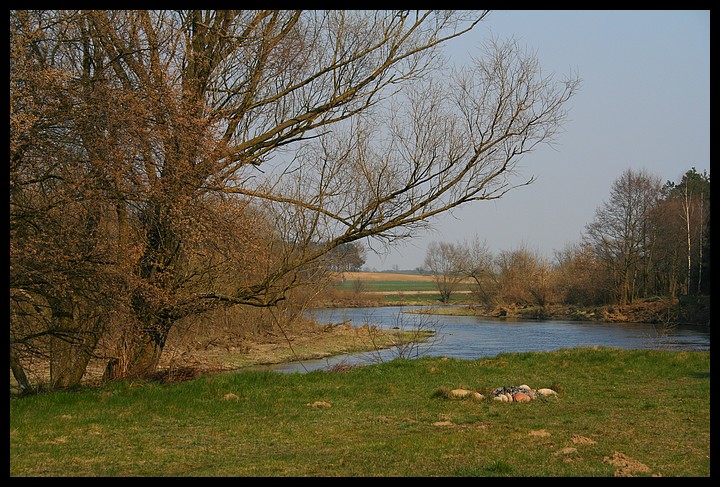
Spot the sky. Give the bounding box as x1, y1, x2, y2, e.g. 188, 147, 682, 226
363, 9, 710, 271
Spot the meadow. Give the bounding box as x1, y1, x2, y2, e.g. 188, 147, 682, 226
330, 271, 474, 305
10, 348, 710, 477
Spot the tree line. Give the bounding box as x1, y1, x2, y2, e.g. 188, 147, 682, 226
10, 10, 580, 393
423, 167, 710, 308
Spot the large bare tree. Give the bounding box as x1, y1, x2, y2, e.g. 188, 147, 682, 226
585, 168, 663, 305
10, 10, 580, 386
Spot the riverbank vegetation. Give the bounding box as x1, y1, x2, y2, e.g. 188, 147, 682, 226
415, 168, 710, 308
10, 348, 710, 477
324, 168, 710, 326
9, 307, 435, 396
322, 170, 710, 326
322, 272, 709, 326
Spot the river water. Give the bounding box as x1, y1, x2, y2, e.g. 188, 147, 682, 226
261, 305, 710, 373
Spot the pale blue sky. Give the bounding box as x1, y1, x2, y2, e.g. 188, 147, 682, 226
364, 10, 710, 271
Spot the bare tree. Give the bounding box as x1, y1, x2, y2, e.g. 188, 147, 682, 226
585, 168, 663, 305
553, 242, 613, 306
456, 236, 498, 306
423, 241, 468, 303
494, 244, 553, 306
11, 10, 580, 385
672, 169, 710, 295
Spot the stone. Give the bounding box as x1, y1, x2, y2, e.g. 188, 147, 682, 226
537, 388, 558, 396
449, 389, 484, 400
513, 392, 531, 402
450, 388, 471, 398
494, 394, 509, 402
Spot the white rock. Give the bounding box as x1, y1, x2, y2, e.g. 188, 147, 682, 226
450, 388, 471, 397
537, 388, 558, 396
494, 394, 509, 402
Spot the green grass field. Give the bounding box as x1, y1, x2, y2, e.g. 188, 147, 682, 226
331, 272, 475, 305
335, 279, 441, 292
10, 348, 710, 477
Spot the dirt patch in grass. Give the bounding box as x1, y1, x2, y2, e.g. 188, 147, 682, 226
603, 451, 656, 477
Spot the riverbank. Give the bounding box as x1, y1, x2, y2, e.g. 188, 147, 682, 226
324, 272, 710, 327
151, 321, 431, 381
152, 298, 708, 383
415, 301, 684, 324
323, 294, 710, 327
10, 320, 429, 393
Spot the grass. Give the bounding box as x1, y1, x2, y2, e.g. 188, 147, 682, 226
381, 293, 471, 305
335, 279, 441, 292
10, 348, 710, 477
333, 271, 474, 293
331, 271, 476, 306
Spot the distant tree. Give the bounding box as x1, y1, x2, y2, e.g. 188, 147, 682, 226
326, 243, 367, 272
660, 168, 710, 295
646, 195, 686, 298
423, 241, 467, 303
553, 242, 612, 306
456, 236, 498, 306
10, 10, 580, 387
700, 218, 710, 295
585, 168, 663, 304
495, 244, 552, 306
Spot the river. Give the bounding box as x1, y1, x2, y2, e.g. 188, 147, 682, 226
261, 305, 710, 373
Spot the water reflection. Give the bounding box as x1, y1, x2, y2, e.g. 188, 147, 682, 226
254, 306, 710, 374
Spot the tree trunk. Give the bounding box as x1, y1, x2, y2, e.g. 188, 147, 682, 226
124, 336, 165, 379
121, 313, 174, 379
50, 331, 93, 389
697, 194, 703, 293
10, 346, 32, 395
119, 199, 179, 379
47, 297, 98, 389
684, 184, 692, 295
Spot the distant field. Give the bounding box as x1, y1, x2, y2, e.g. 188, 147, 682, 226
336, 272, 437, 292
341, 271, 436, 282
334, 272, 473, 294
